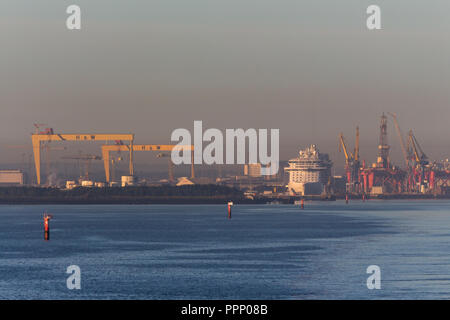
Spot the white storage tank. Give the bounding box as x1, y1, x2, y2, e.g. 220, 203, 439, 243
65, 180, 77, 189
121, 176, 134, 187
420, 185, 427, 194
80, 180, 94, 187
370, 186, 384, 195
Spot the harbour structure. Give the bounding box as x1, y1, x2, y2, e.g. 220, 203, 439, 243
0, 170, 24, 186
31, 130, 135, 185
342, 113, 450, 196
244, 163, 262, 177
405, 130, 450, 194
101, 144, 194, 184
360, 114, 406, 194
339, 127, 361, 193
284, 144, 332, 196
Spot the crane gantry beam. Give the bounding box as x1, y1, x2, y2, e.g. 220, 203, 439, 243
101, 144, 194, 183
32, 133, 134, 185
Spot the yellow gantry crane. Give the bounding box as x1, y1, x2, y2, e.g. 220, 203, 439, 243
339, 132, 353, 165
339, 127, 361, 193
32, 133, 134, 185
408, 130, 428, 166
101, 144, 194, 183
408, 130, 429, 189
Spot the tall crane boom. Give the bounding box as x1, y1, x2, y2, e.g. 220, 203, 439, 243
377, 113, 390, 168
387, 112, 409, 168
339, 128, 362, 193
408, 130, 428, 166
354, 126, 359, 162
339, 133, 352, 164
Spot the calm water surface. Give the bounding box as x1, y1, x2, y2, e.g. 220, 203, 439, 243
0, 201, 449, 299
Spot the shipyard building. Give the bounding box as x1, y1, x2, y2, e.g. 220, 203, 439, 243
0, 170, 24, 186
244, 163, 262, 177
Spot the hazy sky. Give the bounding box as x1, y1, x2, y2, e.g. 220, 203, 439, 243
1, 0, 449, 167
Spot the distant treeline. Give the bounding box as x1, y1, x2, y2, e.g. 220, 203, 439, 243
0, 185, 253, 204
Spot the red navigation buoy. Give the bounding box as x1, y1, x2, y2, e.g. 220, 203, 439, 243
227, 201, 233, 219
301, 198, 304, 210
43, 213, 53, 241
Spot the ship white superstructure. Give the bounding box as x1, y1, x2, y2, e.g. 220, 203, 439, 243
284, 145, 332, 195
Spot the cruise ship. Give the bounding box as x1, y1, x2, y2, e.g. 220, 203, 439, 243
284, 144, 332, 195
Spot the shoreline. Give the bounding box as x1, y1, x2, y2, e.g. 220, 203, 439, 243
1, 195, 449, 205
0, 185, 449, 205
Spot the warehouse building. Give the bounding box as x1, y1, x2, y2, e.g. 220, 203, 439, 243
0, 170, 24, 186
